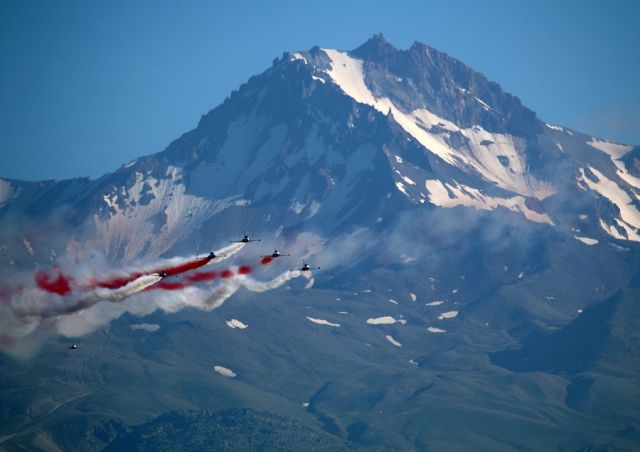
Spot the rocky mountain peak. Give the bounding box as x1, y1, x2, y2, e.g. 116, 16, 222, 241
351, 33, 397, 60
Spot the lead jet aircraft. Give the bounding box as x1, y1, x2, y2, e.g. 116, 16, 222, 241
231, 234, 261, 243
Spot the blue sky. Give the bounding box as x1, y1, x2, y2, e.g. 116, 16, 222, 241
1, 0, 639, 181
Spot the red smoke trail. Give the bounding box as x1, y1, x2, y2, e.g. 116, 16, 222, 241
153, 281, 189, 291
160, 257, 210, 277
95, 273, 143, 290
145, 270, 218, 291
94, 257, 211, 290
35, 269, 72, 296
141, 262, 258, 292
186, 271, 217, 283
30, 251, 265, 296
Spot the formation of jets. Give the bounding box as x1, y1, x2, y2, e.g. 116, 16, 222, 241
154, 233, 320, 280
63, 233, 320, 353
231, 233, 321, 269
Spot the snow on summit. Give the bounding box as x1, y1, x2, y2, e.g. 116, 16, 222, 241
319, 47, 556, 225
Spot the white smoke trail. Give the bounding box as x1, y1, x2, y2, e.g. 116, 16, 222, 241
82, 274, 163, 304
14, 274, 163, 319
208, 242, 245, 264
303, 272, 315, 289
240, 270, 303, 292
201, 279, 242, 309
155, 242, 244, 268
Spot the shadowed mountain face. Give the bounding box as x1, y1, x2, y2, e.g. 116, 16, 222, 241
1, 35, 639, 450
491, 289, 640, 375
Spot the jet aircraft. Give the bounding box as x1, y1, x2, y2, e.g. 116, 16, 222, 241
261, 249, 290, 258
231, 234, 261, 243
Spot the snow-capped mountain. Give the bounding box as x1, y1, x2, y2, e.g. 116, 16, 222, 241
2, 35, 640, 451
1, 34, 638, 268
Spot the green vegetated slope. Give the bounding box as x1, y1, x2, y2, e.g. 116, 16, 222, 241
105, 408, 385, 451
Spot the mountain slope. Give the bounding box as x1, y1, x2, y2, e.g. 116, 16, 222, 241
491, 288, 640, 374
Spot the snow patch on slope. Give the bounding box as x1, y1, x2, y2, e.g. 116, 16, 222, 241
588, 138, 633, 159
226, 319, 248, 329
291, 53, 308, 64
546, 124, 565, 132
575, 236, 598, 246
438, 311, 459, 320
395, 181, 409, 197
213, 366, 237, 378
425, 179, 553, 224
427, 327, 447, 333
367, 316, 406, 325
584, 138, 640, 200
474, 96, 491, 111
578, 166, 640, 242
385, 335, 402, 347
306, 317, 340, 327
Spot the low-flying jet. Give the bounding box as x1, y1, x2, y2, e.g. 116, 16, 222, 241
299, 262, 320, 272
261, 249, 290, 258
68, 344, 78, 350
231, 234, 261, 243
206, 251, 217, 259
157, 270, 167, 278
